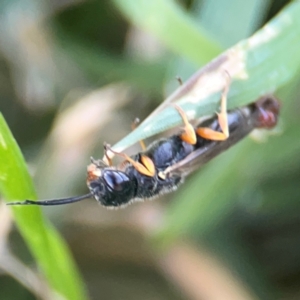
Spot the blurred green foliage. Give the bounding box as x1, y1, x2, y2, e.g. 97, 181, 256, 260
0, 115, 86, 300
0, 0, 300, 300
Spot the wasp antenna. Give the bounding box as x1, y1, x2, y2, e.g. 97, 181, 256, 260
7, 193, 93, 206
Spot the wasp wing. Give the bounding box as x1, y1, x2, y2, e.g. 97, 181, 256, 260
162, 141, 218, 177
164, 107, 254, 177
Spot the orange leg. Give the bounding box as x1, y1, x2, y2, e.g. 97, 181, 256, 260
196, 73, 230, 141
173, 104, 197, 145
102, 119, 148, 170
104, 144, 155, 177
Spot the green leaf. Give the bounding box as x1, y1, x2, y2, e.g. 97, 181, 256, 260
0, 114, 87, 300
197, 0, 271, 47
113, 0, 222, 65
111, 1, 300, 155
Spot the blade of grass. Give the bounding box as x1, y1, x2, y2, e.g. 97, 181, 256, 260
0, 114, 87, 300
113, 0, 222, 65
111, 1, 300, 155
197, 0, 271, 47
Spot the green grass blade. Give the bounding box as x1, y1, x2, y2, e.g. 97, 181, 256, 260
112, 1, 300, 154
113, 0, 222, 65
198, 0, 271, 47
0, 114, 87, 300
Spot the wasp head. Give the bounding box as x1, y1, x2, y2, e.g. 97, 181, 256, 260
87, 162, 137, 208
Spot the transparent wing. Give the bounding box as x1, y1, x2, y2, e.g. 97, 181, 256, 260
163, 108, 254, 177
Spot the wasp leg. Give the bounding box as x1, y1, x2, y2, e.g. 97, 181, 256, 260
196, 73, 230, 141
132, 118, 147, 151
104, 144, 155, 177
176, 76, 183, 86
173, 104, 197, 145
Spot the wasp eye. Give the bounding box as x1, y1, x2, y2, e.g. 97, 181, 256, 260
103, 170, 131, 192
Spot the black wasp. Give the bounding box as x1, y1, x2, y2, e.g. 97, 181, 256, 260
8, 88, 280, 208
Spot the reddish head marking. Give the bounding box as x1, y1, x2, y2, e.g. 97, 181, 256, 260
87, 163, 101, 183
255, 96, 280, 128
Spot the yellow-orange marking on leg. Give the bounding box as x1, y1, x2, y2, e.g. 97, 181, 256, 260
196, 72, 231, 141
124, 155, 155, 177
196, 127, 228, 141
173, 104, 197, 145
104, 144, 155, 177
140, 155, 155, 176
